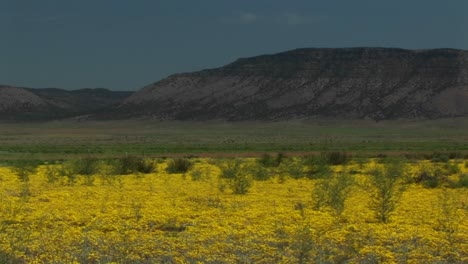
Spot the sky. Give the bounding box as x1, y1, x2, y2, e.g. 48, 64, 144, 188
1, 0, 467, 91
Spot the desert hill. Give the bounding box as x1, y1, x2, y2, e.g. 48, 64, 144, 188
117, 47, 468, 120
2, 47, 467, 121
0, 86, 132, 121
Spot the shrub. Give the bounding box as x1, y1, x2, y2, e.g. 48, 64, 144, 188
114, 155, 156, 175
10, 160, 40, 182
414, 165, 447, 188
312, 172, 354, 215
68, 157, 99, 176
323, 152, 350, 165
456, 174, 468, 188
431, 152, 449, 163
258, 153, 285, 167
60, 162, 78, 185
191, 170, 204, 181
247, 163, 272, 181
422, 175, 440, 188
442, 162, 460, 175
367, 158, 407, 223
303, 156, 332, 179
166, 158, 193, 174
136, 159, 156, 174
189, 166, 212, 181
230, 171, 252, 195
0, 250, 22, 264
219, 159, 242, 179
43, 163, 62, 184
218, 159, 253, 194
279, 158, 304, 179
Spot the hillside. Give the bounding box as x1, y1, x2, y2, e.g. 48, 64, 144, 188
118, 47, 468, 120
0, 86, 132, 121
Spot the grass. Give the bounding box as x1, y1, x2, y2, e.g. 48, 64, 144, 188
0, 118, 467, 160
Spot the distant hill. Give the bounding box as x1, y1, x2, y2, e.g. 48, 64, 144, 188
2, 47, 467, 122
116, 47, 468, 120
0, 86, 132, 121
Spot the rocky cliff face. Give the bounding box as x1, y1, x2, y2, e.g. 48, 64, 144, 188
121, 48, 468, 120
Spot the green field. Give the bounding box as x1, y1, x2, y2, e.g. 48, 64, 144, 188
1, 118, 467, 160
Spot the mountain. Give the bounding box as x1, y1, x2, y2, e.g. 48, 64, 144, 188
0, 86, 132, 121
118, 47, 468, 120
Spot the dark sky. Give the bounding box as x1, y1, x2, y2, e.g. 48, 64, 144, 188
1, 0, 467, 91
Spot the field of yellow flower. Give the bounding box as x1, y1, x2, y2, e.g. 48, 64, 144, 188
0, 158, 467, 263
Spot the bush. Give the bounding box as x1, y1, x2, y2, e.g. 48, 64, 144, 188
189, 166, 212, 181
230, 171, 252, 194
414, 165, 447, 188
367, 158, 407, 223
456, 174, 468, 188
303, 156, 332, 179
279, 158, 304, 179
10, 160, 40, 182
218, 159, 253, 194
190, 169, 203, 181
442, 162, 460, 175
312, 172, 354, 215
68, 157, 99, 176
247, 163, 271, 181
166, 158, 193, 174
114, 155, 156, 175
323, 152, 350, 165
431, 152, 449, 163
258, 153, 285, 167
422, 174, 440, 188
219, 159, 242, 179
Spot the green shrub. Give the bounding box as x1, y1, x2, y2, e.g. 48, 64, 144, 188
457, 174, 468, 188
10, 160, 40, 182
312, 172, 354, 215
114, 155, 155, 175
414, 165, 447, 188
219, 159, 242, 179
431, 152, 449, 163
166, 158, 193, 174
190, 169, 203, 181
60, 162, 78, 185
258, 153, 285, 167
367, 158, 407, 223
230, 171, 252, 194
279, 158, 304, 179
217, 159, 253, 194
136, 159, 156, 174
247, 163, 271, 181
442, 162, 460, 175
69, 157, 99, 176
323, 152, 350, 165
189, 166, 212, 181
422, 175, 440, 188
303, 156, 332, 179
43, 163, 63, 184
